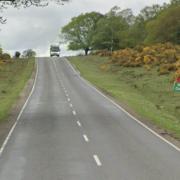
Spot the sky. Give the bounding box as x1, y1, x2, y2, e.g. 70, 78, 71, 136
0, 0, 170, 57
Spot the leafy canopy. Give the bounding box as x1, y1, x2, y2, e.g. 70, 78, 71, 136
145, 4, 180, 44
92, 6, 129, 50
61, 12, 103, 54
92, 15, 129, 50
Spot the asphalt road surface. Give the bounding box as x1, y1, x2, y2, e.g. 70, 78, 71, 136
0, 57, 180, 180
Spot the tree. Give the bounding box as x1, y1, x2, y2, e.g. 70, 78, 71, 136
124, 4, 166, 47
22, 49, 36, 58
1, 53, 11, 60
117, 8, 135, 25
92, 9, 129, 51
171, 0, 180, 5
145, 5, 180, 44
0, 47, 11, 60
139, 5, 163, 21
61, 12, 103, 55
14, 51, 21, 58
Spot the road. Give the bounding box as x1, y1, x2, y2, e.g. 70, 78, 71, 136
0, 57, 179, 180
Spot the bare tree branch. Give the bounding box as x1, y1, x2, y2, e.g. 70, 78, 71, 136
0, 0, 70, 24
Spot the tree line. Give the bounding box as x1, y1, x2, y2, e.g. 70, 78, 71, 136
0, 48, 36, 60
61, 0, 180, 55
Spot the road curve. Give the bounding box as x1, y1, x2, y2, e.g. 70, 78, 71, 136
0, 57, 179, 180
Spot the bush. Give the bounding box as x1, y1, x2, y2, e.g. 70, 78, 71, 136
159, 64, 176, 75
97, 43, 180, 80
0, 53, 11, 60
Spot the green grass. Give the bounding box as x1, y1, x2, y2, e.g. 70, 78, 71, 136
69, 56, 180, 139
0, 58, 35, 122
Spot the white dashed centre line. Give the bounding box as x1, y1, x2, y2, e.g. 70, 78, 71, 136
93, 155, 102, 166
83, 134, 89, 142
67, 98, 71, 102
69, 103, 73, 108
77, 121, 82, 127
72, 110, 76, 115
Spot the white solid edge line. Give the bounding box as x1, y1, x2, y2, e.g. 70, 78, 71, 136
77, 121, 82, 127
83, 134, 89, 142
72, 110, 76, 116
0, 58, 39, 156
65, 58, 180, 152
93, 155, 102, 166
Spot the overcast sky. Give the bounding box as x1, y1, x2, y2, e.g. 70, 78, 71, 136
0, 0, 170, 57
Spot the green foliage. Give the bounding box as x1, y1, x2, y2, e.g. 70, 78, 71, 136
69, 56, 180, 139
92, 15, 129, 50
145, 5, 180, 44
0, 58, 35, 121
22, 49, 36, 58
125, 18, 147, 47
61, 1, 179, 54
0, 47, 11, 61
126, 4, 165, 47
171, 0, 180, 5
92, 7, 130, 51
14, 51, 21, 58
0, 53, 11, 60
61, 12, 103, 55
139, 4, 163, 21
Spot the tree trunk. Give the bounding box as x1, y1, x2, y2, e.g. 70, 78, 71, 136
84, 48, 89, 56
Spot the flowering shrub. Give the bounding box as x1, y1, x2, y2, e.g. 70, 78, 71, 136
97, 43, 180, 80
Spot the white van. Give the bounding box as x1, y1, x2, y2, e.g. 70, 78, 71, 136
50, 45, 60, 57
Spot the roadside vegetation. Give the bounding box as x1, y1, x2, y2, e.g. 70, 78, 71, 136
61, 0, 180, 54
0, 48, 35, 122
65, 0, 180, 140
69, 54, 180, 140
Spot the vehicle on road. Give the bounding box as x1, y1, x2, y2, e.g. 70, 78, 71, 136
50, 45, 60, 57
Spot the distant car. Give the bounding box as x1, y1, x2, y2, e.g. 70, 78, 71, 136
50, 45, 60, 57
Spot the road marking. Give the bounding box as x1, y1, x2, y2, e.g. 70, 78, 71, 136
93, 155, 102, 166
67, 98, 71, 102
65, 94, 69, 97
65, 58, 180, 152
83, 134, 89, 142
77, 121, 82, 127
72, 110, 76, 115
0, 59, 39, 156
69, 103, 73, 108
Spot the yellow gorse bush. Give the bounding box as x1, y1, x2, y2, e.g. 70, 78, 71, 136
96, 43, 180, 80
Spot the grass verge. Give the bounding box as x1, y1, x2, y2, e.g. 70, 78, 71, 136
68, 56, 180, 140
0, 58, 35, 122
